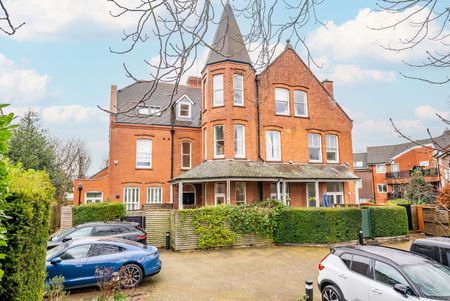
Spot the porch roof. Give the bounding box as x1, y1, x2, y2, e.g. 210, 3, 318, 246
171, 160, 358, 182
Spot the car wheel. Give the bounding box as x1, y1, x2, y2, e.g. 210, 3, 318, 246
120, 263, 143, 288
322, 284, 343, 301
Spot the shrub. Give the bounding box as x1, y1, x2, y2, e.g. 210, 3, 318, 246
437, 185, 450, 208
275, 207, 362, 244
386, 199, 411, 206
0, 167, 55, 301
368, 206, 408, 237
72, 202, 126, 226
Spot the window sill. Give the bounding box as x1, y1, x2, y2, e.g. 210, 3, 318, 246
233, 104, 245, 107
308, 160, 323, 164
181, 167, 191, 171
266, 159, 282, 162
234, 156, 246, 159
275, 113, 290, 117
327, 161, 339, 164
294, 115, 309, 118
136, 167, 152, 170
212, 105, 225, 108
213, 156, 225, 159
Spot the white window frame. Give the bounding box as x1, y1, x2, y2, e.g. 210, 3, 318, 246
266, 131, 281, 161
377, 184, 388, 193
391, 163, 400, 172
214, 182, 226, 206
177, 98, 192, 119
306, 183, 318, 207
275, 88, 290, 115
420, 161, 430, 167
326, 134, 339, 163
147, 187, 163, 204
233, 74, 244, 106
124, 187, 140, 211
294, 90, 308, 117
308, 133, 322, 163
376, 164, 386, 173
214, 125, 225, 158
234, 124, 245, 158
85, 191, 102, 204
136, 139, 152, 169
270, 183, 290, 200
204, 128, 207, 160
213, 74, 224, 107
139, 105, 161, 116
326, 182, 344, 205
181, 142, 192, 170
355, 161, 364, 168
235, 182, 246, 205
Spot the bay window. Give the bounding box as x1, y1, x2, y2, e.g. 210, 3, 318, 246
215, 182, 226, 205
233, 74, 244, 106
213, 74, 224, 106
214, 125, 225, 158
235, 182, 246, 205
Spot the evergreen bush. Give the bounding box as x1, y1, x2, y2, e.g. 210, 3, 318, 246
72, 202, 126, 226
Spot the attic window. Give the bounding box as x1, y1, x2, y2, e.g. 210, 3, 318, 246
177, 97, 192, 119
354, 161, 363, 168
138, 105, 161, 116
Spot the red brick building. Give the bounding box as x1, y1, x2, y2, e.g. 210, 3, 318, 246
353, 131, 450, 204
74, 4, 358, 209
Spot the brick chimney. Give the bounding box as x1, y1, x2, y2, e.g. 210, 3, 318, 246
110, 85, 118, 123
322, 80, 334, 97
186, 76, 202, 88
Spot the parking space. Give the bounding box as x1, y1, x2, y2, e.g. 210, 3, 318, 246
67, 240, 412, 301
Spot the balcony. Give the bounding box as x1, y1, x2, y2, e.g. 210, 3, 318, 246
385, 168, 439, 184
387, 191, 403, 200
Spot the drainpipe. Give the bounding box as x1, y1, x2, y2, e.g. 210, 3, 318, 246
170, 106, 175, 179
256, 75, 264, 201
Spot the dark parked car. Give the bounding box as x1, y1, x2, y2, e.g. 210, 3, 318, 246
48, 222, 147, 249
318, 245, 450, 301
411, 237, 450, 268
46, 238, 161, 289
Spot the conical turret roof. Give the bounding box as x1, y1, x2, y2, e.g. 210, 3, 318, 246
205, 3, 252, 67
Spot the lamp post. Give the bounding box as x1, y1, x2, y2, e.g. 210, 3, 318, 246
77, 183, 83, 206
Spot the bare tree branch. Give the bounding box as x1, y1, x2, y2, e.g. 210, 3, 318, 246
0, 0, 24, 35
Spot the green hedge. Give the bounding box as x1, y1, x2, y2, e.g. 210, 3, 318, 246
0, 167, 55, 301
275, 207, 362, 244
72, 202, 126, 226
368, 206, 408, 237
385, 199, 411, 206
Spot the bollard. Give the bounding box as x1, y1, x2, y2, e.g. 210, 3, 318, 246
305, 280, 313, 301
358, 230, 364, 245
165, 231, 170, 250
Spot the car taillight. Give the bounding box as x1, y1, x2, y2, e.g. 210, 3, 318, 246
319, 253, 330, 271
137, 234, 146, 240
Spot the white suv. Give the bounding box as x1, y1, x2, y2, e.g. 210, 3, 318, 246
317, 245, 450, 301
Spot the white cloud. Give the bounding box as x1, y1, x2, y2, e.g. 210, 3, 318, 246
0, 53, 49, 103
307, 7, 448, 64
327, 64, 396, 84
7, 0, 139, 41
414, 105, 449, 120
42, 105, 106, 124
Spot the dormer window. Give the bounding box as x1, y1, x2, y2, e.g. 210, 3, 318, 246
176, 96, 193, 119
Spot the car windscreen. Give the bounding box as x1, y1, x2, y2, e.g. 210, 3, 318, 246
402, 263, 450, 299
50, 228, 72, 241
46, 242, 69, 260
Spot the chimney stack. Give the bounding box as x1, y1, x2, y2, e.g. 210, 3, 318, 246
110, 85, 118, 123
187, 76, 202, 88
322, 80, 334, 97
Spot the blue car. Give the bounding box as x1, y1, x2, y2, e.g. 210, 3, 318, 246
46, 237, 161, 289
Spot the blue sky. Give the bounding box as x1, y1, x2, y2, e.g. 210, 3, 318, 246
0, 0, 448, 174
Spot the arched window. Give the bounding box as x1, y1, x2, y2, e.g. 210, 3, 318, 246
183, 184, 196, 205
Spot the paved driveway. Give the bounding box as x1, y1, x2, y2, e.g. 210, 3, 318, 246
67, 240, 412, 301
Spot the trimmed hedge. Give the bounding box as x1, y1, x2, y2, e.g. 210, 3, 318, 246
386, 199, 410, 206
73, 202, 126, 226
275, 207, 362, 244
0, 167, 55, 301
368, 206, 408, 237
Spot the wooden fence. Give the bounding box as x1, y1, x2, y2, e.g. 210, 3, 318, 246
145, 209, 171, 248
422, 206, 449, 237
60, 205, 73, 229
169, 210, 272, 251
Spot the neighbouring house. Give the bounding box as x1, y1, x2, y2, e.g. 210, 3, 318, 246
434, 133, 450, 188
354, 131, 450, 204
74, 3, 358, 210
353, 152, 374, 203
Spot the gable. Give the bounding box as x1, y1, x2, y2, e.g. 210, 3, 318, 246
258, 48, 352, 124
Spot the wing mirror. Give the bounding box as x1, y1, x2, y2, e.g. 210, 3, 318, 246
61, 237, 72, 243
394, 284, 409, 295
50, 257, 62, 265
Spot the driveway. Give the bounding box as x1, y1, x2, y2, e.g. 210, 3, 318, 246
66, 240, 412, 301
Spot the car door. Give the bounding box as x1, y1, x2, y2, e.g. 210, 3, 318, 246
47, 244, 91, 288
369, 260, 420, 301
65, 226, 94, 240
93, 225, 115, 237
82, 243, 128, 284
336, 254, 370, 301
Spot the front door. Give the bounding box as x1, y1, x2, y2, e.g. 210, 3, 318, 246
183, 192, 195, 205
